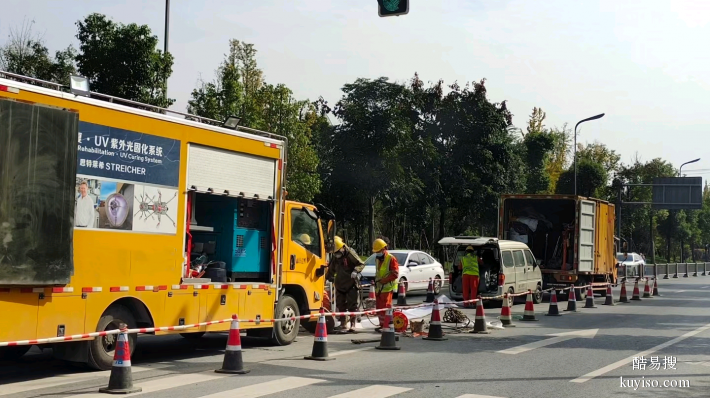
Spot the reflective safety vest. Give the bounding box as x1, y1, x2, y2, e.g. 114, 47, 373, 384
376, 253, 398, 293
461, 253, 479, 276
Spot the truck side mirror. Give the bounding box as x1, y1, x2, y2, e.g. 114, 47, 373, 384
315, 265, 326, 277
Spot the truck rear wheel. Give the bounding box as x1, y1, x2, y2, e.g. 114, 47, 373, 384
88, 305, 137, 371
271, 295, 300, 346
0, 345, 31, 361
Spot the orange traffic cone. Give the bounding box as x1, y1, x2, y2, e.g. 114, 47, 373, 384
652, 278, 661, 296
631, 279, 642, 300
376, 306, 401, 350
603, 284, 615, 306
520, 290, 539, 321
396, 283, 408, 306
546, 289, 561, 316
564, 287, 578, 312
215, 315, 250, 374
643, 278, 652, 298
500, 293, 516, 326
99, 327, 142, 393
470, 296, 490, 334
424, 278, 435, 303
368, 284, 376, 300
619, 280, 630, 303
583, 285, 597, 308
305, 308, 334, 361
423, 299, 447, 341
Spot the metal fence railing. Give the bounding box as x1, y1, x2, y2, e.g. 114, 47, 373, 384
621, 262, 709, 280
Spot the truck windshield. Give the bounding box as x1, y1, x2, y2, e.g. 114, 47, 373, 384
291, 209, 322, 257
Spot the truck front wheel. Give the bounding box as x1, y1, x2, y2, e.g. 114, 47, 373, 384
88, 305, 137, 371
271, 295, 300, 346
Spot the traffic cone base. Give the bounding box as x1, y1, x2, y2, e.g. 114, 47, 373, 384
305, 309, 335, 360
564, 288, 578, 312
216, 315, 252, 373
376, 307, 401, 350
520, 290, 539, 321
652, 278, 661, 296
619, 281, 630, 303
584, 286, 597, 308
603, 284, 615, 306
471, 296, 491, 334
545, 290, 562, 316
99, 329, 142, 394
643, 279, 652, 298
423, 300, 448, 341
499, 294, 517, 326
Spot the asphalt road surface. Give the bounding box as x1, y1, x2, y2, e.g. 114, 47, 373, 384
3, 277, 710, 398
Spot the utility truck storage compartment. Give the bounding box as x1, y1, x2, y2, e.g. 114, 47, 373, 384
190, 194, 272, 282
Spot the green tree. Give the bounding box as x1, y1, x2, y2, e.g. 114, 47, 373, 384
555, 158, 606, 197
0, 18, 76, 85
75, 13, 174, 108
545, 125, 572, 192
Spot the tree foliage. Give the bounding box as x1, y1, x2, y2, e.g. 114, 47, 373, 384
75, 13, 174, 108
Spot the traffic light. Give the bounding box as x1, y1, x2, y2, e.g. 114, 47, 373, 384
378, 0, 409, 17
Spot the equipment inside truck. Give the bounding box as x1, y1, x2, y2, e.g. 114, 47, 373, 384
502, 198, 577, 270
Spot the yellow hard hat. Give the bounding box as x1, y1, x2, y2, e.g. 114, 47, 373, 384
333, 236, 344, 252
466, 246, 474, 251
299, 233, 312, 245
372, 238, 387, 253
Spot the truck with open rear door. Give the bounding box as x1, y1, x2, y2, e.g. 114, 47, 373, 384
0, 71, 333, 370
497, 194, 617, 299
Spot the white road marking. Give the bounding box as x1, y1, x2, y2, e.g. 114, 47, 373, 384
701, 286, 709, 289
329, 385, 412, 397
571, 322, 710, 383
197, 376, 324, 398
0, 365, 167, 396
675, 290, 686, 293
455, 394, 508, 398
497, 329, 598, 355
329, 347, 373, 357
63, 371, 223, 398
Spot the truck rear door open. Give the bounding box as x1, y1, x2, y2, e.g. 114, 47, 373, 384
578, 200, 596, 272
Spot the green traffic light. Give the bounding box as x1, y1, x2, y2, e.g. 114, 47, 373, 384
383, 0, 400, 12
378, 0, 408, 17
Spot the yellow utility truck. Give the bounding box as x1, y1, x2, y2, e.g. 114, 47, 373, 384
498, 194, 617, 299
0, 72, 331, 370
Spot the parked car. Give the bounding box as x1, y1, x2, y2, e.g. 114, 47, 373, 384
360, 250, 445, 296
616, 252, 645, 277
438, 236, 543, 307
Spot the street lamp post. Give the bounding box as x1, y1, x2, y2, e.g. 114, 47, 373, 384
164, 0, 170, 104
574, 113, 605, 196
677, 158, 700, 264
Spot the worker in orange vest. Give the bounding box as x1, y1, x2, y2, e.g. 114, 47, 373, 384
372, 238, 399, 332
458, 246, 481, 307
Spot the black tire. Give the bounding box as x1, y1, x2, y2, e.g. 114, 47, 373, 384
506, 287, 515, 307
0, 345, 31, 361
433, 276, 442, 295
533, 284, 543, 304
180, 332, 206, 339
270, 295, 300, 345
88, 305, 137, 371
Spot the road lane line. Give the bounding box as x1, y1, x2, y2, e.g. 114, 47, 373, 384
329, 385, 412, 397
0, 365, 167, 396
197, 376, 324, 398
330, 347, 373, 357
571, 322, 710, 383
63, 371, 224, 398
455, 394, 508, 398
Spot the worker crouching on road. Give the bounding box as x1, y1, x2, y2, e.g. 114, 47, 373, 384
325, 236, 365, 333
458, 246, 481, 308
372, 238, 399, 332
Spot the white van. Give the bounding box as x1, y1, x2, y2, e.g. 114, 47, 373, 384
438, 237, 543, 307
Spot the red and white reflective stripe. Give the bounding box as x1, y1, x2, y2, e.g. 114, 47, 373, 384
264, 142, 279, 148
251, 284, 268, 289
110, 286, 129, 292
19, 288, 45, 293
214, 284, 229, 290
0, 84, 19, 94
232, 285, 248, 290
171, 285, 188, 290
51, 287, 74, 293
136, 286, 154, 291
82, 287, 103, 293
193, 285, 210, 290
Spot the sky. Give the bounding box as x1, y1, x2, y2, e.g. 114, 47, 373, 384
2, 0, 710, 177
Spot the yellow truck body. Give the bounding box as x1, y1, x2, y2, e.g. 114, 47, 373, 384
0, 73, 329, 369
